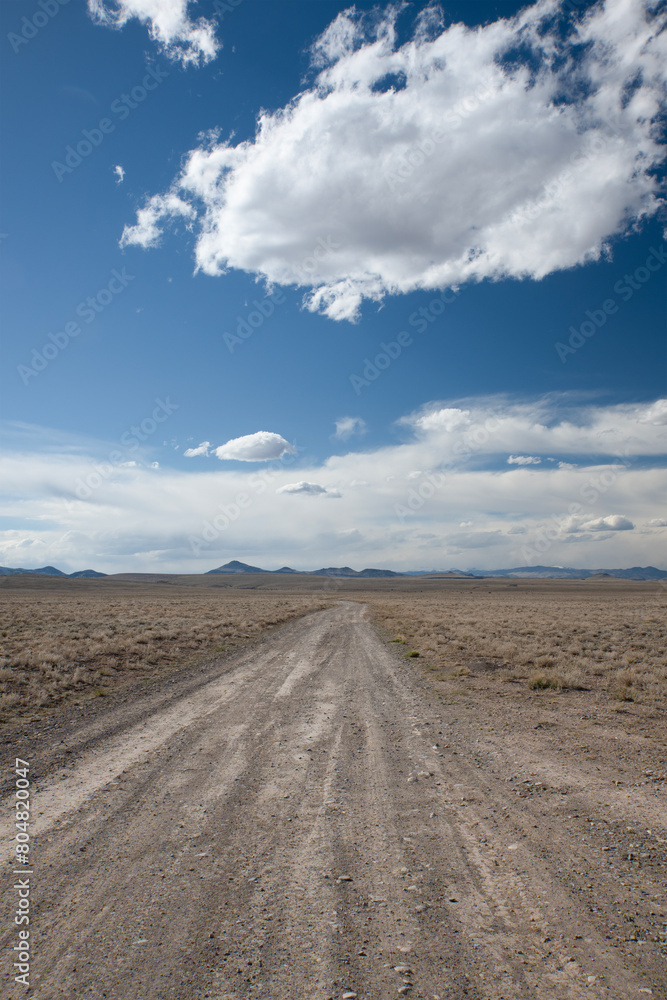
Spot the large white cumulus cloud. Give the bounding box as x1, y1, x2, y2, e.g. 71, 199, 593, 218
121, 0, 667, 319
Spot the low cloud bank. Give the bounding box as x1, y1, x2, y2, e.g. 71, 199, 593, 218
1, 397, 665, 571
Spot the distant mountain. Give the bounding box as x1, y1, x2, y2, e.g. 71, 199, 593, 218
0, 565, 107, 578
473, 565, 667, 581
598, 566, 667, 581
272, 566, 300, 574
0, 565, 67, 576
311, 566, 358, 577
206, 560, 269, 574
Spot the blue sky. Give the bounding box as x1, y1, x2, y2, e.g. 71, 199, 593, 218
1, 0, 665, 573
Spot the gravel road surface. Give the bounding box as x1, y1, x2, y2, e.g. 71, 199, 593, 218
2, 603, 665, 999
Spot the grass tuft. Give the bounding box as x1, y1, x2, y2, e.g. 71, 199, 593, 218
528, 674, 559, 691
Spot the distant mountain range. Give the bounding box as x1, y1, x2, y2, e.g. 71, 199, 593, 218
206, 560, 405, 578
0, 566, 107, 578
202, 561, 667, 580
1, 562, 665, 581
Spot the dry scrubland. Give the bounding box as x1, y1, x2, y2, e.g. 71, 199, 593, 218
0, 572, 665, 725
0, 575, 328, 724
2, 576, 665, 998
366, 578, 667, 710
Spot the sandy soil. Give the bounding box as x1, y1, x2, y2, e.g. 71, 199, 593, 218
1, 601, 665, 999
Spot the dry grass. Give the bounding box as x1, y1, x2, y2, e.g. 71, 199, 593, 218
366, 582, 667, 708
2, 573, 665, 723
0, 581, 327, 723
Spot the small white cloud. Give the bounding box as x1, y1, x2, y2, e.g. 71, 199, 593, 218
215, 432, 295, 462
507, 455, 541, 466
277, 481, 342, 498
87, 0, 219, 66
113, 164, 125, 184
647, 518, 667, 528
407, 407, 471, 434
558, 461, 577, 470
583, 515, 634, 532
150, 461, 159, 469
121, 192, 195, 249
334, 416, 367, 441
459, 520, 473, 527
507, 525, 526, 534
183, 441, 210, 458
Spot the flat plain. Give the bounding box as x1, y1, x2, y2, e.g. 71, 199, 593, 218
0, 574, 330, 724
1, 574, 665, 998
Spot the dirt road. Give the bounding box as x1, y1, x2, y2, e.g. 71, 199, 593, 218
2, 603, 665, 999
